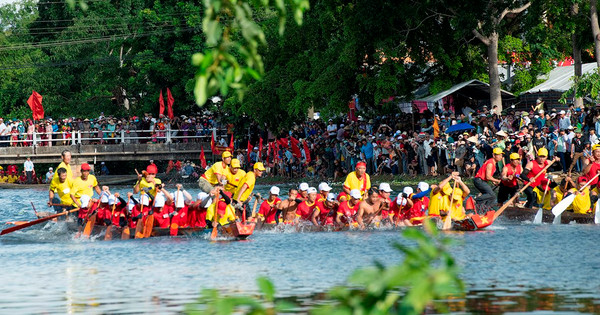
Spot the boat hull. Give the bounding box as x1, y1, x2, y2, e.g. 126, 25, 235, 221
499, 207, 595, 224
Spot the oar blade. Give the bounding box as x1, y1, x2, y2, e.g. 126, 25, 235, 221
210, 225, 218, 239
442, 214, 452, 230
551, 194, 575, 217
552, 212, 562, 225
121, 226, 131, 240
142, 215, 154, 238
82, 213, 97, 239
533, 208, 543, 224
595, 202, 600, 224
104, 226, 113, 240
0, 209, 78, 236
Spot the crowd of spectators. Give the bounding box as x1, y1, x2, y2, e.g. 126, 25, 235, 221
0, 113, 219, 147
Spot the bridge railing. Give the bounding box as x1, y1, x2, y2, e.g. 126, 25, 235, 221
0, 128, 229, 147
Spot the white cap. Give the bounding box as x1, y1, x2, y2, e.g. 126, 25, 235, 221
80, 195, 91, 208
560, 110, 566, 115
100, 192, 109, 203
396, 196, 407, 206
49, 167, 53, 170
107, 195, 116, 206
307, 187, 318, 194
198, 192, 209, 201
349, 189, 361, 199
417, 182, 429, 192
378, 183, 393, 193
197, 192, 213, 208
127, 199, 135, 211
154, 194, 165, 208
326, 193, 337, 201
270, 186, 280, 195
299, 183, 309, 191
175, 191, 185, 208
403, 187, 414, 195
318, 182, 332, 192
140, 194, 150, 206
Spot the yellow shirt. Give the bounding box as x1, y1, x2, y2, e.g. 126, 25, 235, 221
343, 171, 371, 196
572, 187, 591, 214
534, 186, 552, 210
71, 175, 98, 200
206, 202, 237, 226
52, 162, 73, 185
553, 187, 572, 210
49, 178, 74, 206
203, 161, 228, 185
448, 196, 466, 221
136, 177, 162, 197
7, 175, 17, 183
225, 168, 246, 194
0, 176, 5, 183
428, 192, 448, 217
234, 171, 256, 202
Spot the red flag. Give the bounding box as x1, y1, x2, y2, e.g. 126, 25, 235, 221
211, 133, 220, 155
166, 88, 174, 119
158, 90, 165, 116
27, 91, 44, 120
229, 134, 234, 151
258, 138, 263, 161
274, 141, 280, 162
277, 138, 288, 148
199, 146, 207, 169
303, 140, 311, 164
290, 137, 302, 158
247, 139, 252, 165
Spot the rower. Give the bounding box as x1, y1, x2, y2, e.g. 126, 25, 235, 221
317, 182, 333, 202
52, 150, 73, 184
521, 148, 558, 208
298, 182, 309, 200
551, 178, 574, 209
199, 151, 232, 193
133, 164, 162, 197
341, 161, 371, 201
443, 174, 470, 221
279, 189, 300, 224
70, 163, 101, 209
582, 144, 600, 201
473, 147, 504, 206
336, 189, 361, 227
498, 153, 523, 205
188, 192, 213, 228
206, 186, 237, 227
429, 173, 458, 218
356, 188, 381, 229
296, 187, 318, 222
378, 183, 393, 222
257, 186, 282, 225
151, 188, 175, 228
48, 167, 74, 213
311, 193, 338, 227
569, 176, 592, 214
170, 185, 193, 230
391, 191, 413, 226
224, 158, 246, 195
406, 182, 430, 226
233, 162, 265, 218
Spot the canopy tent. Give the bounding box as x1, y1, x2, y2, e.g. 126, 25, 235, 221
413, 79, 515, 113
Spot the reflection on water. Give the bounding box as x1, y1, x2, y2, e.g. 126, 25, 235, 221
1, 185, 600, 313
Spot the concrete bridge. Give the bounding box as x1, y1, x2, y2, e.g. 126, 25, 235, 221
0, 142, 214, 165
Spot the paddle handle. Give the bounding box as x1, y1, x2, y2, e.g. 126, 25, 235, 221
578, 172, 600, 192
494, 159, 556, 220
1, 208, 80, 235
442, 180, 457, 230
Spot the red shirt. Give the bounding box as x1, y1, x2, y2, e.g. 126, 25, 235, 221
475, 158, 497, 181
296, 200, 316, 221
526, 160, 549, 188
585, 162, 600, 187
502, 163, 522, 187
379, 194, 392, 219
187, 204, 207, 228
258, 198, 282, 224
337, 200, 359, 224
314, 200, 336, 225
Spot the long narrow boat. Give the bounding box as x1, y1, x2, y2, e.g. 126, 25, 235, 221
498, 206, 595, 224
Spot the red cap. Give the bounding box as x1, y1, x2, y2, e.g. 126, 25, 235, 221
146, 164, 158, 174
81, 163, 91, 171
578, 176, 587, 183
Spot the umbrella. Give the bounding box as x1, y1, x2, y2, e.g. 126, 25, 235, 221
445, 123, 475, 134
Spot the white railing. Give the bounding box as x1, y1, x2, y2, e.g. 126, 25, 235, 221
0, 128, 229, 147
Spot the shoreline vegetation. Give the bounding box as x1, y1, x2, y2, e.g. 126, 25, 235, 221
185, 221, 464, 315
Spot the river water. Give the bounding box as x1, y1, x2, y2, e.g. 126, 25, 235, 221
1, 184, 600, 314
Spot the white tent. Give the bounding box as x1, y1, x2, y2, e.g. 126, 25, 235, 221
525, 63, 598, 93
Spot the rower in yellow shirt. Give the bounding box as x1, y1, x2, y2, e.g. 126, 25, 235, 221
199, 151, 232, 193
52, 150, 74, 185
133, 164, 162, 197
551, 178, 573, 210
572, 176, 591, 214
233, 162, 265, 216
224, 158, 246, 195
206, 186, 237, 226
7, 173, 17, 183
70, 163, 101, 208
48, 167, 74, 211
341, 161, 371, 201
428, 173, 456, 217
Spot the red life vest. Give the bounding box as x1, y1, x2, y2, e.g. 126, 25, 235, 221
315, 200, 335, 225
526, 160, 549, 188
337, 200, 359, 224
501, 164, 522, 187
475, 158, 497, 181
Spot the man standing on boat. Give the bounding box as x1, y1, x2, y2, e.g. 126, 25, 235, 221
48, 167, 73, 212
133, 164, 162, 197
521, 148, 558, 208
499, 153, 523, 205
233, 162, 265, 218
70, 163, 102, 208
341, 161, 371, 201
224, 158, 246, 195
199, 151, 232, 193
473, 147, 504, 206
52, 150, 73, 184
582, 144, 600, 189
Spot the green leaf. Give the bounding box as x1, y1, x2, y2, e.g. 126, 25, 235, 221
256, 277, 275, 301
194, 74, 208, 106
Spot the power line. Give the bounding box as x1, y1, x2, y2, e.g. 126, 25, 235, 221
15, 12, 200, 24
9, 20, 188, 37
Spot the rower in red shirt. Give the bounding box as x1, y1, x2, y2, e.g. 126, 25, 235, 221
258, 186, 282, 224
377, 183, 393, 222
582, 144, 600, 195
391, 187, 414, 226
406, 182, 430, 226
336, 189, 361, 227
311, 193, 338, 227
187, 192, 212, 228
296, 187, 318, 222
317, 182, 333, 202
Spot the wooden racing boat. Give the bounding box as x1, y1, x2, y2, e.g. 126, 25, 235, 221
497, 206, 595, 224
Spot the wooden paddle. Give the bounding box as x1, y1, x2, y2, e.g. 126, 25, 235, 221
210, 191, 219, 240
551, 172, 600, 220
104, 202, 117, 240
142, 193, 157, 238
134, 193, 146, 239
533, 178, 551, 224
30, 201, 39, 218
121, 196, 132, 240
0, 208, 80, 235
82, 198, 102, 239
493, 159, 557, 220
595, 199, 600, 224
170, 187, 181, 236
442, 180, 457, 231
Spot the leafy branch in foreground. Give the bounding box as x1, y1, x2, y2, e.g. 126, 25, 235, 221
185, 220, 464, 314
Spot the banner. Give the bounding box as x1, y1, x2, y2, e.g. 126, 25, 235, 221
303, 140, 311, 164
290, 137, 302, 159
247, 139, 252, 166
258, 138, 263, 161
199, 146, 207, 169
27, 91, 44, 120
159, 90, 165, 116
166, 88, 174, 119
229, 134, 234, 151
